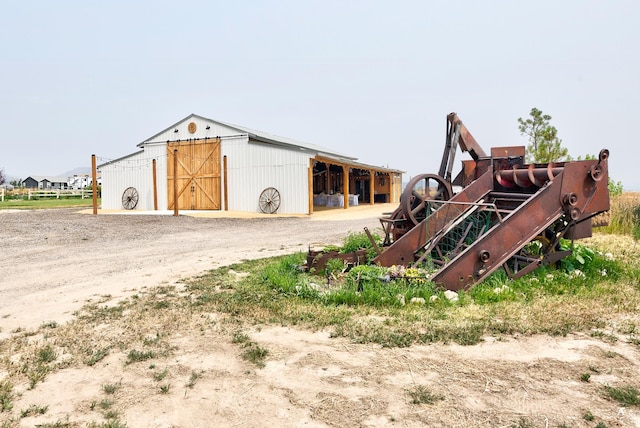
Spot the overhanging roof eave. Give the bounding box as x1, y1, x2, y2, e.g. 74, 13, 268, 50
314, 155, 404, 174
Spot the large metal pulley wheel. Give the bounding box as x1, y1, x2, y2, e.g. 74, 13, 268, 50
121, 187, 139, 210
259, 187, 281, 214
400, 174, 452, 225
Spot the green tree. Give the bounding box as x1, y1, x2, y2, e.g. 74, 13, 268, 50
0, 167, 5, 185
517, 107, 570, 163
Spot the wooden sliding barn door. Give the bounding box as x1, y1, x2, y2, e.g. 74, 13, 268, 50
167, 138, 221, 210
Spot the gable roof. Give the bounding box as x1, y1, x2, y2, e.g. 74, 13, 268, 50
24, 176, 69, 183
138, 113, 358, 161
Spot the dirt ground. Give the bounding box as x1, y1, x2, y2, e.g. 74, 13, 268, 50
1, 206, 640, 427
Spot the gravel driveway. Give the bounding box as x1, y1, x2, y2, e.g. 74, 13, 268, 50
0, 207, 388, 333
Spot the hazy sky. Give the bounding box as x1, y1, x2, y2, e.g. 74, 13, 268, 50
2, 1, 638, 189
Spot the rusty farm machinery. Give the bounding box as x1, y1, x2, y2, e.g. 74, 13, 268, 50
318, 112, 611, 291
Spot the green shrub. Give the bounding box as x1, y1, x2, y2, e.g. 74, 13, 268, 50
340, 231, 382, 262
559, 241, 622, 280
609, 179, 623, 197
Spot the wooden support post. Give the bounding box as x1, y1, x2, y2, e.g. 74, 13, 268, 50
308, 158, 314, 214
342, 165, 348, 209
173, 149, 179, 217
392, 173, 399, 203
152, 159, 158, 210
223, 155, 228, 211
91, 154, 98, 215
369, 169, 375, 205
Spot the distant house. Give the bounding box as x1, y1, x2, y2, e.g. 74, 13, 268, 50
23, 176, 69, 190
68, 174, 101, 189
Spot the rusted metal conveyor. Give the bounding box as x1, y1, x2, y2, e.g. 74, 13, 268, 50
372, 113, 610, 291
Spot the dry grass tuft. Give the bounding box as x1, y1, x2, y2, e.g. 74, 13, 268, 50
596, 192, 640, 238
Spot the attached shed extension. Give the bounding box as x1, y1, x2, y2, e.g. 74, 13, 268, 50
311, 157, 402, 209
98, 114, 402, 214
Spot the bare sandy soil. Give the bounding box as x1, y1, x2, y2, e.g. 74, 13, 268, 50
1, 206, 640, 427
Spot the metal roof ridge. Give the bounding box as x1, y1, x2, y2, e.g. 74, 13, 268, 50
138, 113, 357, 160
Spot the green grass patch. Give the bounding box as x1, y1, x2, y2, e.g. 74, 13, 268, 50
241, 344, 269, 368
15, 344, 60, 389
185, 371, 202, 388
0, 380, 14, 412
230, 328, 269, 368
178, 232, 640, 348
125, 349, 155, 365
153, 369, 168, 382
102, 382, 120, 395
511, 418, 535, 428
0, 197, 100, 210
36, 344, 58, 364
20, 403, 49, 418
603, 385, 640, 406
86, 347, 110, 366
34, 420, 75, 428
232, 330, 250, 344
87, 420, 128, 428
97, 399, 114, 410
406, 385, 444, 404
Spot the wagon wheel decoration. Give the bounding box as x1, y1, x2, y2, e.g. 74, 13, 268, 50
121, 187, 139, 210
259, 187, 281, 214
400, 174, 452, 225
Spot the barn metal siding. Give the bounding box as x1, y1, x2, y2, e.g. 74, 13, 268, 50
99, 145, 167, 210
223, 139, 311, 214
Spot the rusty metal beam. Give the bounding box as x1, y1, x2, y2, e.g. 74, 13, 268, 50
447, 113, 487, 161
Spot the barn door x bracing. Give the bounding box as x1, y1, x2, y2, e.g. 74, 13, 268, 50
167, 138, 221, 210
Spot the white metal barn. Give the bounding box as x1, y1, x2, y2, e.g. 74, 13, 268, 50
99, 114, 402, 214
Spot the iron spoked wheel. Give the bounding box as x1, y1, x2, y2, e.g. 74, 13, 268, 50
122, 187, 139, 210
400, 174, 452, 225
259, 187, 281, 214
